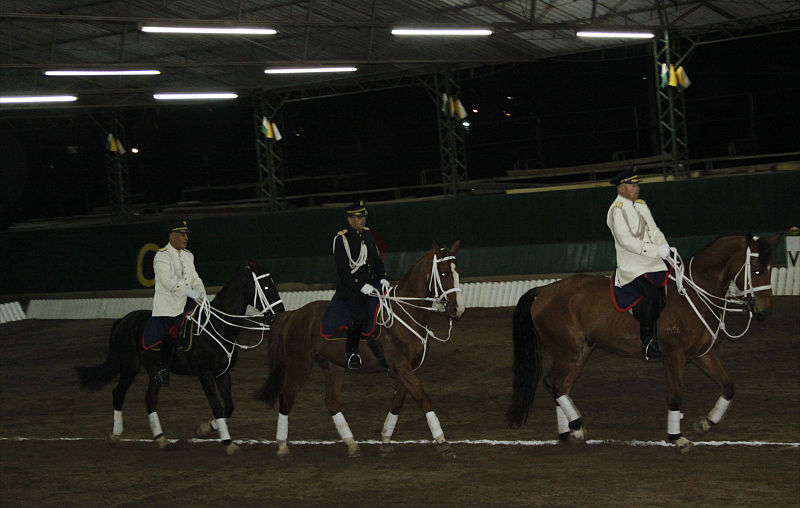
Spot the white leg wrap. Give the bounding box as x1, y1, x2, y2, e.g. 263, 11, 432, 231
112, 410, 123, 436
555, 395, 581, 422
276, 413, 289, 442
210, 419, 219, 431
425, 411, 445, 443
148, 412, 163, 438
667, 410, 683, 435
555, 406, 570, 434
332, 412, 354, 440
381, 412, 399, 443
708, 396, 732, 424
215, 418, 231, 441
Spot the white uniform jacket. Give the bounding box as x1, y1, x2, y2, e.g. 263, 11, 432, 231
152, 243, 206, 317
606, 196, 668, 287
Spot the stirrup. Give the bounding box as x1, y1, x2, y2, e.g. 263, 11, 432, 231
154, 368, 170, 386
641, 340, 661, 362
346, 353, 361, 371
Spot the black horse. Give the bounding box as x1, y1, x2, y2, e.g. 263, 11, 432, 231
76, 263, 284, 454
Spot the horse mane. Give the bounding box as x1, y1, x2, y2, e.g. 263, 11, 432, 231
756, 236, 773, 265
692, 233, 773, 268
213, 265, 252, 303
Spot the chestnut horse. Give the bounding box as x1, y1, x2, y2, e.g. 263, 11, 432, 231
508, 234, 778, 452
254, 241, 465, 459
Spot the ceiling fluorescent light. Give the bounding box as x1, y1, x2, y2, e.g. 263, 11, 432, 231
142, 26, 276, 35
45, 70, 161, 76
153, 93, 238, 100
391, 28, 492, 36
1, 95, 78, 104
576, 30, 654, 39
264, 66, 357, 74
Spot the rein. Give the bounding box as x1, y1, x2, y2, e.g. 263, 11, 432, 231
369, 254, 461, 371
667, 241, 771, 357
185, 271, 282, 377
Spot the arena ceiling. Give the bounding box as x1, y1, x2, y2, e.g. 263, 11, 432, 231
1, 1, 799, 111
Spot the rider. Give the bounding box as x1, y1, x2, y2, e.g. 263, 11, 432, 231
150, 220, 206, 385
332, 200, 389, 370
606, 169, 672, 362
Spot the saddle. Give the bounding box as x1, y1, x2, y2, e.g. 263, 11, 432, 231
320, 296, 387, 369
609, 269, 671, 313
141, 308, 196, 350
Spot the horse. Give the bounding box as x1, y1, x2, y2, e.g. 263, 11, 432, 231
254, 241, 465, 459
76, 262, 284, 454
508, 233, 779, 452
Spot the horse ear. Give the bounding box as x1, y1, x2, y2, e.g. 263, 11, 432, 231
432, 241, 440, 251
450, 240, 461, 254
247, 259, 256, 267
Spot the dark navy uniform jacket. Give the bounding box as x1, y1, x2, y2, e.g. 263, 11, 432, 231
333, 226, 386, 296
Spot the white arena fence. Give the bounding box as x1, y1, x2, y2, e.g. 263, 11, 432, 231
4, 266, 798, 321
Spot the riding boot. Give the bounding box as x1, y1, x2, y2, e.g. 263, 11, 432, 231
345, 326, 362, 371
640, 322, 661, 362
154, 338, 174, 386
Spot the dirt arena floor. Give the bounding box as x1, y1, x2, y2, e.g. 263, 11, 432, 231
1, 298, 798, 507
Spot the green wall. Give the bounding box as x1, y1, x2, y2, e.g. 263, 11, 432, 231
1, 171, 796, 293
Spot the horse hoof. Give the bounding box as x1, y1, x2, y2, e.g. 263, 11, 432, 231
107, 433, 122, 445
225, 443, 240, 455
347, 445, 362, 458
693, 418, 713, 435
379, 443, 395, 456
277, 443, 291, 461
156, 436, 184, 451
671, 436, 694, 453
196, 421, 214, 438
437, 441, 456, 459
568, 427, 587, 443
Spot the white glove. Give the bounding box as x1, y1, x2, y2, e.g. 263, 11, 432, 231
360, 283, 377, 295
657, 244, 671, 260
185, 288, 200, 300
380, 279, 390, 293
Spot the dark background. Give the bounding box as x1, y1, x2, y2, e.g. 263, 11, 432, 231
1, 31, 798, 226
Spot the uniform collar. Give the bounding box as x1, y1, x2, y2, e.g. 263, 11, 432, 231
166, 242, 182, 254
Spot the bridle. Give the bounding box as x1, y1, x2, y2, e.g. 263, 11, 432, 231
668, 238, 771, 357
369, 252, 462, 370
185, 268, 283, 377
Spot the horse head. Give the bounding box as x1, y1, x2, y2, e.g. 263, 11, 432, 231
430, 240, 465, 319
731, 234, 779, 320
247, 262, 285, 320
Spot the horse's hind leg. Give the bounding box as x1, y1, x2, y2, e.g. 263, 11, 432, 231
543, 346, 592, 444
691, 351, 734, 436
108, 352, 140, 444
380, 383, 408, 456
143, 379, 181, 450
319, 359, 360, 457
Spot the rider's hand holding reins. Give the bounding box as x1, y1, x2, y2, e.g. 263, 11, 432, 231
360, 283, 377, 296
658, 244, 672, 260
380, 279, 390, 294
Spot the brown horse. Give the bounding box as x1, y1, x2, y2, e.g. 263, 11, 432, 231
254, 241, 465, 459
508, 233, 779, 452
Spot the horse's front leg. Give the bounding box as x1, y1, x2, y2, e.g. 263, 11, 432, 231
379, 382, 408, 456
320, 360, 360, 457
144, 377, 182, 451
662, 350, 693, 453
196, 369, 239, 455
691, 351, 734, 435
394, 365, 455, 459
196, 374, 235, 438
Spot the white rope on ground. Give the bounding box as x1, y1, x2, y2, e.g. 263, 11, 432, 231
2, 436, 797, 448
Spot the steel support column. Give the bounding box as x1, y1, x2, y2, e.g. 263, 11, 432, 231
652, 31, 689, 178
253, 93, 287, 212
432, 71, 468, 196
105, 118, 130, 221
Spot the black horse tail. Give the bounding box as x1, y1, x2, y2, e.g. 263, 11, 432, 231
253, 314, 286, 407
75, 317, 124, 390
507, 287, 543, 428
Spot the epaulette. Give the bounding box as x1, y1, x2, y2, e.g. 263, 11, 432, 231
635, 198, 646, 204
337, 229, 347, 235
615, 201, 623, 208
184, 248, 191, 253
364, 226, 370, 230
159, 247, 168, 251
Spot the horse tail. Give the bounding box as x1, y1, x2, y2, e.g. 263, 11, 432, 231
253, 313, 287, 406
75, 317, 125, 390
507, 287, 543, 428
